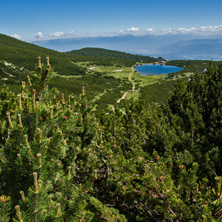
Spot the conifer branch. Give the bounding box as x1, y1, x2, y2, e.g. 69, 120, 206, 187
18, 114, 23, 130
33, 172, 38, 194
15, 205, 23, 222
38, 56, 41, 73
24, 135, 36, 159
36, 128, 41, 153
50, 106, 53, 120
6, 112, 13, 129
43, 146, 48, 157
0, 153, 8, 163
20, 191, 26, 203
32, 89, 36, 111
27, 75, 32, 87
46, 57, 50, 68
17, 94, 22, 113
43, 209, 47, 217
21, 81, 25, 90
33, 172, 38, 222
17, 153, 22, 165
47, 195, 52, 214
37, 153, 42, 179
64, 166, 72, 200
82, 86, 85, 96
36, 101, 39, 111
56, 203, 60, 218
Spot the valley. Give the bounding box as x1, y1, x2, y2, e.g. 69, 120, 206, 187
0, 33, 221, 112
2, 0, 222, 220
1, 32, 222, 221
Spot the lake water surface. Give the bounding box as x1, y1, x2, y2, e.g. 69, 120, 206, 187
135, 64, 184, 76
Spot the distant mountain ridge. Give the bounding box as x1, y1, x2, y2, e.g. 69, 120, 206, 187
33, 34, 197, 53
159, 39, 222, 60
33, 34, 222, 60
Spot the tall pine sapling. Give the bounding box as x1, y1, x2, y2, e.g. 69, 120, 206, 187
0, 57, 126, 221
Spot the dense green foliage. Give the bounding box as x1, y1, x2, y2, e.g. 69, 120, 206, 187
140, 79, 176, 106
67, 47, 157, 67
0, 60, 127, 221
0, 85, 16, 144
49, 71, 131, 102
166, 59, 221, 77
1, 58, 222, 221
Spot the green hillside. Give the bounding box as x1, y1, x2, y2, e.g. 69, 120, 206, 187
0, 34, 86, 76
66, 47, 157, 66
0, 34, 159, 110
0, 34, 156, 72
67, 47, 156, 61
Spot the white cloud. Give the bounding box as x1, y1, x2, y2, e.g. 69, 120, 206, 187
177, 27, 196, 33
146, 28, 154, 32
11, 33, 22, 39
200, 26, 207, 32
205, 25, 222, 32
49, 32, 64, 37
177, 25, 222, 34
32, 24, 222, 41
67, 31, 78, 38
36, 32, 43, 38
161, 28, 172, 34
127, 27, 139, 32
120, 27, 140, 35
70, 31, 76, 35
119, 25, 222, 36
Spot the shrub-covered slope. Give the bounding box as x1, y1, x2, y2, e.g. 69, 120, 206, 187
0, 34, 86, 76
1, 59, 222, 221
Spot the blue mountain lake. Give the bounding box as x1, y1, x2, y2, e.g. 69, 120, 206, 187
135, 64, 184, 76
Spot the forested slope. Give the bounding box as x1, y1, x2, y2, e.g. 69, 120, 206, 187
66, 47, 157, 67
67, 47, 156, 61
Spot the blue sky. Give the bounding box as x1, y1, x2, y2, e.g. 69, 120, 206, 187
2, 0, 222, 41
